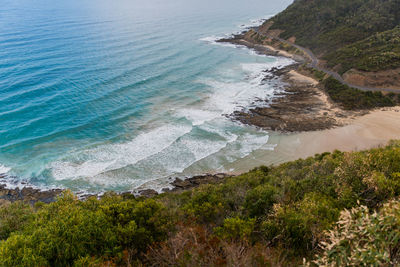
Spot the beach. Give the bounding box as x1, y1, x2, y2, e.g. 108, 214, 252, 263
228, 107, 400, 173
217, 26, 400, 173
1, 3, 400, 197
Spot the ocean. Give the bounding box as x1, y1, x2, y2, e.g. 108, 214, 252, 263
0, 0, 293, 193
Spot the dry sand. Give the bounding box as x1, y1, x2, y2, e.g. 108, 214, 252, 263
287, 69, 318, 85
262, 43, 293, 58
227, 107, 400, 173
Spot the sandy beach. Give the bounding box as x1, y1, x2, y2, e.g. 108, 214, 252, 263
218, 36, 400, 173
228, 107, 400, 173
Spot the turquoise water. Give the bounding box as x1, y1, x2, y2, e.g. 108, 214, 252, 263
0, 0, 292, 192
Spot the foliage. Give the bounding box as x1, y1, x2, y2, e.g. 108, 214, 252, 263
2, 142, 400, 265
0, 192, 172, 266
215, 217, 255, 241
322, 76, 396, 110
267, 0, 400, 72
326, 27, 400, 73
262, 193, 339, 253
0, 201, 33, 240
308, 200, 400, 266
144, 224, 287, 267
244, 184, 278, 218
270, 0, 400, 51
182, 184, 227, 224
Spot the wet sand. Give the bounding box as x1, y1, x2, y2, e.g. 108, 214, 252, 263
227, 107, 400, 172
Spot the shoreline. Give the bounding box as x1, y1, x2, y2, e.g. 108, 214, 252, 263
4, 104, 399, 203
218, 31, 400, 172
2, 26, 400, 204
227, 107, 400, 173
231, 65, 365, 132
219, 33, 369, 133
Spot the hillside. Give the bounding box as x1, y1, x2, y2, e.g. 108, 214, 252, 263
260, 0, 400, 87
325, 26, 400, 73
266, 0, 400, 74
2, 142, 400, 266
269, 0, 400, 54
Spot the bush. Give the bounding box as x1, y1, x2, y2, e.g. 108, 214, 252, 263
144, 224, 287, 267
334, 143, 400, 207
215, 217, 256, 241
182, 185, 226, 223
263, 193, 339, 252
0, 201, 33, 240
322, 76, 396, 110
0, 192, 172, 266
3, 142, 400, 265
245, 184, 278, 218
309, 199, 400, 266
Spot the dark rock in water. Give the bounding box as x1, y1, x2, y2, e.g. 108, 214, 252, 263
170, 173, 230, 192
0, 185, 63, 206
0, 173, 230, 205
171, 178, 192, 189
138, 189, 158, 198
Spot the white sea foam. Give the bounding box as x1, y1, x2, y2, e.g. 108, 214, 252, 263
237, 133, 274, 155
160, 134, 233, 173
200, 15, 275, 46
173, 58, 293, 128
133, 130, 274, 193
51, 124, 193, 181
61, 124, 239, 189
0, 164, 10, 174
199, 35, 242, 49
176, 109, 220, 126
237, 15, 274, 30
199, 35, 222, 43
201, 60, 293, 115
49, 28, 293, 191
213, 131, 271, 165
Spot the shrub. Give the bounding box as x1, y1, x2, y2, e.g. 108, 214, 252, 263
334, 143, 400, 208
3, 142, 400, 265
322, 76, 396, 110
215, 217, 256, 241
182, 185, 226, 224
144, 223, 287, 267
0, 201, 33, 240
309, 199, 400, 266
0, 192, 172, 266
263, 193, 339, 252
245, 184, 278, 218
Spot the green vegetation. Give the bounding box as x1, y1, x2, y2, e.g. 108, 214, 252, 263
0, 195, 172, 266
2, 142, 400, 266
322, 76, 397, 110
268, 0, 400, 72
326, 27, 400, 73
309, 200, 400, 266
305, 67, 398, 110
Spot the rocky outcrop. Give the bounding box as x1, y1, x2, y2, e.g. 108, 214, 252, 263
0, 184, 63, 206
231, 66, 351, 132
164, 173, 230, 193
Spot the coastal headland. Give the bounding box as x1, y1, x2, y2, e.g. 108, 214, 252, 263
2, 1, 400, 265
214, 24, 400, 173
2, 24, 400, 203
1, 5, 400, 203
